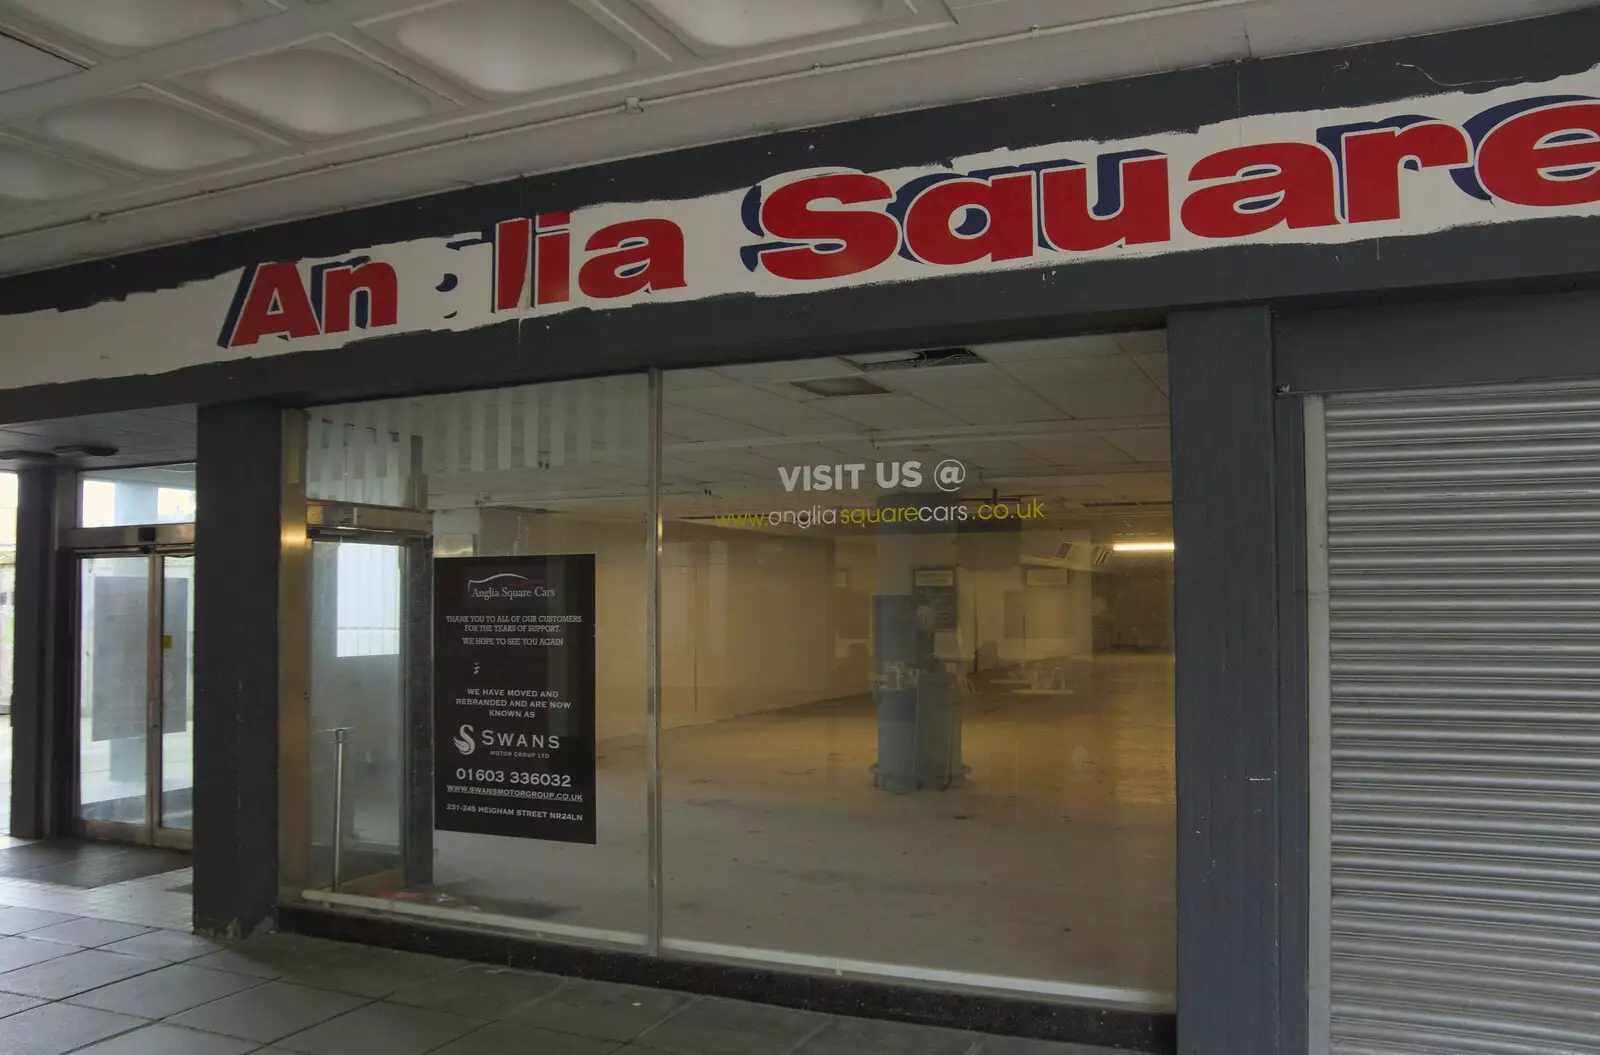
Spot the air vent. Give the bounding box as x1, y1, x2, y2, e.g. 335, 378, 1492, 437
791, 376, 891, 398
843, 348, 984, 373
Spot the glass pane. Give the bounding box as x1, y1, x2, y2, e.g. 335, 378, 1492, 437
304, 378, 651, 940
78, 555, 150, 826
80, 464, 195, 527
160, 555, 195, 831
310, 540, 406, 890
660, 335, 1176, 1002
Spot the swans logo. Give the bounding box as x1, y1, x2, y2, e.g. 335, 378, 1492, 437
453, 725, 476, 756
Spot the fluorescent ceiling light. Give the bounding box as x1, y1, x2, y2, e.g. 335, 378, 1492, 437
1112, 541, 1174, 553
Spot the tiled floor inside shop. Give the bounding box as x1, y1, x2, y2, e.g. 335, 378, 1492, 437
0, 840, 1122, 1055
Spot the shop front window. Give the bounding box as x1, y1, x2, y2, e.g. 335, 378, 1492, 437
297, 332, 1174, 1004
79, 465, 196, 527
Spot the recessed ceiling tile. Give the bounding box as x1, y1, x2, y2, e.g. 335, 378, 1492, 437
386, 0, 636, 96
40, 97, 256, 171
11, 0, 248, 49
641, 0, 891, 49
200, 48, 433, 137
0, 140, 109, 201
0, 34, 81, 91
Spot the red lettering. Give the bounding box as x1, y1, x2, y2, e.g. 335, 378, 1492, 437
493, 218, 530, 312
322, 262, 398, 335
902, 173, 1033, 265
1181, 143, 1339, 238
756, 174, 898, 280
1342, 123, 1470, 223
576, 219, 685, 300
229, 262, 319, 347
535, 212, 570, 307
1478, 101, 1600, 207
1040, 156, 1170, 251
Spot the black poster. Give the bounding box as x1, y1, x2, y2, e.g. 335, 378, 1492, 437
433, 554, 597, 844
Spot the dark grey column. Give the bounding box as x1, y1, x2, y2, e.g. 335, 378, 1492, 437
194, 403, 298, 936
9, 466, 73, 839
1169, 307, 1291, 1055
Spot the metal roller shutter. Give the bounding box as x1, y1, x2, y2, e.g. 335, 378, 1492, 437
1319, 380, 1600, 1055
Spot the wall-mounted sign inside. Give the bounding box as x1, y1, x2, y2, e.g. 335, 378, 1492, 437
433, 554, 597, 844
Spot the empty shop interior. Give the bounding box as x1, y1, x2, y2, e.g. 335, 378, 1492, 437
296, 329, 1177, 1005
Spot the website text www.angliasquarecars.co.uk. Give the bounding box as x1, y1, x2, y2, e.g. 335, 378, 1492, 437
712, 497, 1047, 531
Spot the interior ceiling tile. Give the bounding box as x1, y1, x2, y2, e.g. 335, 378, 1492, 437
998, 356, 1153, 388
10, 0, 251, 50
1102, 426, 1172, 463
198, 46, 436, 137
0, 34, 81, 91
383, 0, 638, 97
0, 139, 109, 200
1040, 380, 1171, 419
714, 359, 857, 384
39, 95, 257, 171
1012, 434, 1136, 465
815, 394, 963, 429
661, 382, 793, 411
639, 0, 897, 50
711, 405, 857, 432
662, 406, 776, 441
1113, 330, 1167, 356
921, 388, 1067, 426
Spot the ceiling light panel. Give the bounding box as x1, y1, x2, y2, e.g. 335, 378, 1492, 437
0, 139, 110, 202
38, 94, 258, 171
374, 0, 638, 98
8, 0, 253, 50
196, 44, 440, 137
640, 0, 901, 50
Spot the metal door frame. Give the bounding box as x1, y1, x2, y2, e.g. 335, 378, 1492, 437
304, 500, 432, 894
66, 537, 196, 850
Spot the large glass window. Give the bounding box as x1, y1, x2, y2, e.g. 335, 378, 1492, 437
658, 337, 1174, 1003
1, 471, 15, 834
305, 378, 651, 941
297, 333, 1174, 1004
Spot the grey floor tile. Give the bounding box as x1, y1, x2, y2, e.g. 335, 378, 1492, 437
185, 934, 348, 981
67, 1023, 260, 1055
280, 946, 466, 998
796, 1017, 979, 1055
275, 1001, 482, 1055
99, 930, 224, 963
508, 978, 692, 1041
0, 1002, 145, 1055
432, 1022, 624, 1055
0, 949, 166, 999
0, 908, 79, 936
636, 997, 828, 1055
0, 936, 77, 972
68, 963, 264, 1018
385, 963, 564, 1019
24, 918, 155, 949
976, 1038, 1126, 1055
0, 991, 44, 1018
167, 981, 368, 1043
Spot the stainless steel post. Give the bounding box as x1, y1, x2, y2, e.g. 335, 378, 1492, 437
331, 727, 348, 891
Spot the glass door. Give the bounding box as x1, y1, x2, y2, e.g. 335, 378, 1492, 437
75, 552, 194, 848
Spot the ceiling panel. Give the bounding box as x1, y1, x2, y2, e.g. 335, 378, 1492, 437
0, 0, 1583, 275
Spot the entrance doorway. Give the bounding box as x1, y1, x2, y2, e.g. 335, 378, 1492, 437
73, 549, 194, 848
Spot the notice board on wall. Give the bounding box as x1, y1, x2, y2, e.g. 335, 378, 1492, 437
433, 554, 596, 844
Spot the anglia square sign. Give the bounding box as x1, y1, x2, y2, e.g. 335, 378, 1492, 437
6, 67, 1600, 390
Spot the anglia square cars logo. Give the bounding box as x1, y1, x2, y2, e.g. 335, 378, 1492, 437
467, 573, 556, 601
